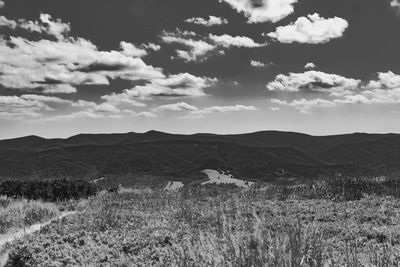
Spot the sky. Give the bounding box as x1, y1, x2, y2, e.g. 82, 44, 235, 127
1, 0, 400, 139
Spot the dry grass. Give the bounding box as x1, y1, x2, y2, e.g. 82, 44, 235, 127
4, 185, 400, 266
0, 197, 60, 235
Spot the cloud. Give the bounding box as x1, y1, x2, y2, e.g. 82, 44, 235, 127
100, 93, 146, 107
39, 14, 71, 40
0, 16, 17, 28
0, 13, 71, 40
364, 71, 400, 89
219, 0, 297, 23
41, 108, 159, 122
93, 103, 120, 113
267, 13, 348, 44
0, 95, 51, 119
271, 98, 336, 114
250, 60, 266, 67
137, 111, 157, 118
0, 0, 4, 8
178, 104, 258, 118
40, 111, 107, 121
185, 16, 228, 26
42, 84, 78, 94
202, 105, 258, 113
349, 71, 400, 104
0, 21, 164, 94
102, 73, 217, 103
266, 71, 360, 97
188, 104, 258, 117
269, 70, 400, 113
127, 73, 217, 98
209, 34, 266, 48
153, 102, 258, 118
391, 0, 400, 7
162, 30, 265, 61
155, 102, 199, 112
143, 43, 161, 51
161, 30, 217, 61
304, 62, 316, 69
20, 94, 71, 104
1, 92, 147, 120
119, 41, 148, 58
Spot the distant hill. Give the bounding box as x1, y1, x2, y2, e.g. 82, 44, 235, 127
0, 131, 398, 185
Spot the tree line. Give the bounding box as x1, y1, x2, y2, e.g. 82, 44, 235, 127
0, 179, 98, 201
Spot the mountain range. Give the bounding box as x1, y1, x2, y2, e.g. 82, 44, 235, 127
0, 131, 399, 185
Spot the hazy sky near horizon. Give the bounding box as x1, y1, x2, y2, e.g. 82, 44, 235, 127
1, 0, 400, 139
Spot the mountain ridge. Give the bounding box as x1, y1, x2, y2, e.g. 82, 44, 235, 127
0, 130, 398, 184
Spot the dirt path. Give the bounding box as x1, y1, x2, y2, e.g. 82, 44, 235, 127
0, 211, 76, 267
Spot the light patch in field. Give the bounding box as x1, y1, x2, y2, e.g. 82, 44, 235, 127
164, 181, 184, 191
118, 187, 152, 194
90, 177, 107, 184
201, 169, 254, 188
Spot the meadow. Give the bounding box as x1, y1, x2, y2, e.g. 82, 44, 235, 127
0, 197, 60, 236
2, 178, 400, 266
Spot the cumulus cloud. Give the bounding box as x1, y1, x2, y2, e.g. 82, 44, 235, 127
0, 13, 71, 40
0, 16, 17, 28
0, 12, 222, 121
129, 73, 217, 98
269, 70, 400, 113
251, 60, 266, 67
209, 34, 266, 48
143, 43, 161, 51
162, 30, 265, 61
391, 0, 400, 7
93, 103, 120, 113
100, 93, 146, 107
181, 104, 258, 118
266, 70, 360, 97
150, 102, 259, 119
271, 98, 336, 114
0, 95, 52, 119
39, 14, 71, 40
185, 16, 228, 26
0, 23, 164, 93
267, 13, 349, 44
20, 94, 71, 104
202, 105, 258, 113
155, 102, 199, 112
101, 73, 217, 107
119, 41, 148, 58
161, 30, 217, 61
40, 111, 108, 121
137, 111, 157, 118
304, 62, 316, 69
0, 0, 4, 8
219, 0, 297, 23
0, 90, 154, 121
364, 71, 400, 89
119, 42, 161, 57
42, 107, 160, 121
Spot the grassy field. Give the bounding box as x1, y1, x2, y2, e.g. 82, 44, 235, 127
0, 197, 60, 235
3, 180, 400, 266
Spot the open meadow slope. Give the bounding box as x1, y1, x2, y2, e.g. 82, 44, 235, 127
3, 185, 400, 266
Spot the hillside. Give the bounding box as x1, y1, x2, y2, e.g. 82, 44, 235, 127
0, 131, 398, 184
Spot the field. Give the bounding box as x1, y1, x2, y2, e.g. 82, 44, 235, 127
2, 179, 400, 266
0, 197, 60, 236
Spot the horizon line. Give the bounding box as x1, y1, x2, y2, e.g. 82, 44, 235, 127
0, 129, 398, 142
